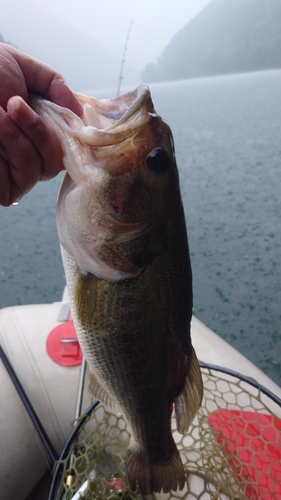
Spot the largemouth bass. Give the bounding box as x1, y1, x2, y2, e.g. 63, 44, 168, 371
32, 86, 203, 495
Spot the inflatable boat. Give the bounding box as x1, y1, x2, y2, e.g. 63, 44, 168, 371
0, 289, 280, 500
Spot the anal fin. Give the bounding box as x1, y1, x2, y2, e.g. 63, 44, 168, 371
88, 369, 122, 416
174, 347, 203, 434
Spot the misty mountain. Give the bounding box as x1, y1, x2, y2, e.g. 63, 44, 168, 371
0, 0, 139, 92
142, 0, 281, 83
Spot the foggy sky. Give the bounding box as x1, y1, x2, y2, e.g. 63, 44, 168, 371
0, 0, 212, 91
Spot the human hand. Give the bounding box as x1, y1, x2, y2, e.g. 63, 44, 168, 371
0, 43, 83, 206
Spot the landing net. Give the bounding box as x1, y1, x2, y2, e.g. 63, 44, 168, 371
49, 364, 281, 500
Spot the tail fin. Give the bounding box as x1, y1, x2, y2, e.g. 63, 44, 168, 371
174, 346, 203, 434
125, 443, 185, 494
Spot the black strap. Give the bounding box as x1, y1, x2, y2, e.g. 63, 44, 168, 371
0, 344, 58, 463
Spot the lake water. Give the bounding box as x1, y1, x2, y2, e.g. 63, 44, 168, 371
1, 70, 281, 385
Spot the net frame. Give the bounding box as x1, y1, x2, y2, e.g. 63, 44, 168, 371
48, 363, 281, 500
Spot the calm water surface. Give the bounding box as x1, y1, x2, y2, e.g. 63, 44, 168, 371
1, 70, 281, 385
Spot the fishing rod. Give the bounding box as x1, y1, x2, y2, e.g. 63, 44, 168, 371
116, 21, 133, 97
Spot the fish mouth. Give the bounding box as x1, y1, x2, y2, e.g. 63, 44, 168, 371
77, 85, 155, 146
31, 85, 156, 148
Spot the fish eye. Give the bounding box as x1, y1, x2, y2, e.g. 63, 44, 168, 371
146, 147, 170, 174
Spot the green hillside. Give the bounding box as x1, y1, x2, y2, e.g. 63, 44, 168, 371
142, 0, 281, 82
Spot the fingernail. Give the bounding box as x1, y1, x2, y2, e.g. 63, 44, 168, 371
8, 95, 24, 114
11, 95, 22, 110
8, 96, 37, 123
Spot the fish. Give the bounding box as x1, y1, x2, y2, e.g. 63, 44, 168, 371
31, 85, 203, 495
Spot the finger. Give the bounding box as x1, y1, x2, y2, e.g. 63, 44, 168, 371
0, 47, 28, 109
0, 106, 42, 204
0, 151, 23, 206
1, 44, 82, 116
7, 96, 63, 180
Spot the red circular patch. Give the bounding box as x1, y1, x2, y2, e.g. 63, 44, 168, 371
46, 322, 82, 366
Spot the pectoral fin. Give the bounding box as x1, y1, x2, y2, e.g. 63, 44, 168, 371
74, 269, 97, 330
174, 347, 203, 434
